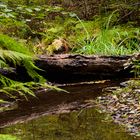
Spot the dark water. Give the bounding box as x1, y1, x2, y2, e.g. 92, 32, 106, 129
0, 80, 139, 140
0, 108, 139, 140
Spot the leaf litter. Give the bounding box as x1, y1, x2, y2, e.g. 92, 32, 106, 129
97, 79, 140, 136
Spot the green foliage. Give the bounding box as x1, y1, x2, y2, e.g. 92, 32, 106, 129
0, 2, 67, 39
0, 99, 9, 103
0, 34, 66, 101
1, 1, 139, 56
0, 82, 62, 100
0, 2, 139, 59
0, 3, 29, 38
35, 10, 139, 55
0, 34, 47, 100
72, 12, 140, 55
0, 34, 32, 55
0, 2, 71, 100
131, 60, 140, 78
0, 134, 19, 140
0, 34, 45, 81
76, 27, 139, 55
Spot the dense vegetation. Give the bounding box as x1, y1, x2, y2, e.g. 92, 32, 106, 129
0, 0, 139, 100
0, 0, 139, 55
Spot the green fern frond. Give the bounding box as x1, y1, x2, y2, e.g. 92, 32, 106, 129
23, 60, 45, 82
0, 59, 9, 68
0, 34, 45, 82
0, 74, 15, 87
0, 33, 32, 55
0, 34, 48, 100
0, 89, 16, 99
0, 99, 9, 103
0, 49, 32, 66
0, 34, 64, 101
3, 83, 36, 99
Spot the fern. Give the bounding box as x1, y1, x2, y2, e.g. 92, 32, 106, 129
0, 74, 15, 87
0, 34, 65, 101
0, 33, 32, 55
0, 34, 45, 81
0, 34, 47, 100
0, 49, 32, 65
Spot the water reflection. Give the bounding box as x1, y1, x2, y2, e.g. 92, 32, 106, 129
0, 108, 138, 140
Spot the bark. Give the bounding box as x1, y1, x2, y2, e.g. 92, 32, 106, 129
36, 54, 133, 83
2, 54, 139, 83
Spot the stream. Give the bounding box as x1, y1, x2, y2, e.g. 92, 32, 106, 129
0, 80, 139, 140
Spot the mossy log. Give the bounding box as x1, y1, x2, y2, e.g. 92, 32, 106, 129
35, 54, 134, 83
1, 54, 139, 83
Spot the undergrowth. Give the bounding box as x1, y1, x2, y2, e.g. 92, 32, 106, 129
72, 11, 140, 55
0, 34, 51, 102
0, 1, 139, 101
0, 2, 139, 56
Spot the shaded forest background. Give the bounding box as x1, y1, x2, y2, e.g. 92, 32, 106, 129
4, 0, 140, 24
1, 0, 139, 56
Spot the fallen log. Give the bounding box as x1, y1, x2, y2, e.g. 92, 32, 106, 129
2, 54, 139, 83
36, 54, 134, 83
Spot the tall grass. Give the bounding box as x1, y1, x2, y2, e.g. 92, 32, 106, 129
77, 28, 139, 55
72, 12, 140, 56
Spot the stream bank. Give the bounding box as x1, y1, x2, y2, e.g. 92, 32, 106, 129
0, 79, 140, 140
97, 79, 140, 136
0, 54, 140, 139
0, 80, 119, 128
